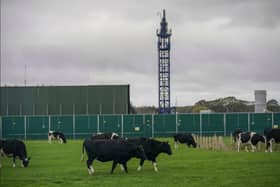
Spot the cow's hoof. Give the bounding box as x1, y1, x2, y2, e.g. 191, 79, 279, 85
88, 169, 93, 175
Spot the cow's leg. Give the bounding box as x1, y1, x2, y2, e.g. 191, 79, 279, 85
137, 159, 145, 171
251, 144, 256, 152
269, 140, 273, 152
110, 161, 118, 174
152, 160, 158, 172
176, 141, 180, 149
120, 164, 125, 171
122, 162, 128, 173
12, 156, 16, 167
80, 152, 84, 161
48, 135, 52, 144
265, 141, 270, 152
245, 145, 248, 152
86, 158, 95, 175
237, 141, 241, 152
174, 141, 178, 149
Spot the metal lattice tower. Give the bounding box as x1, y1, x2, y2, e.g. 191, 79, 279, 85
157, 9, 172, 113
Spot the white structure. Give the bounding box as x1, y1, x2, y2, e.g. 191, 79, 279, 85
254, 90, 267, 113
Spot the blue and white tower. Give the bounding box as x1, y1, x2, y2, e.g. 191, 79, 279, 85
157, 9, 172, 113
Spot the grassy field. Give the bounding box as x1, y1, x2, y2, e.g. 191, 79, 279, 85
0, 139, 280, 187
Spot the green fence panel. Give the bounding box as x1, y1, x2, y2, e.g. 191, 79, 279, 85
249, 113, 273, 134
154, 114, 176, 137
26, 116, 49, 139
0, 117, 2, 138
2, 116, 25, 139
177, 114, 200, 134
201, 113, 224, 136
144, 115, 153, 137
273, 113, 280, 127
2, 113, 280, 140
50, 116, 73, 139
225, 113, 249, 135
75, 115, 98, 139
123, 115, 145, 137
99, 115, 121, 134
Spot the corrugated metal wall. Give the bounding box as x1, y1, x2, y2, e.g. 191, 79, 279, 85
1, 113, 279, 139
0, 85, 129, 115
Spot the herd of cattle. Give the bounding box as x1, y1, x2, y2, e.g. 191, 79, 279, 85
0, 128, 280, 175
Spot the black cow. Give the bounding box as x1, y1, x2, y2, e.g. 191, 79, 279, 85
233, 129, 265, 152
127, 137, 172, 172
82, 139, 146, 175
48, 131, 67, 144
173, 133, 197, 149
91, 132, 119, 140
80, 132, 120, 161
264, 128, 280, 152
0, 139, 31, 168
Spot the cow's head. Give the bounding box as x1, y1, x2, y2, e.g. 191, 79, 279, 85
161, 141, 172, 155
22, 157, 31, 167
135, 145, 147, 160
111, 132, 119, 140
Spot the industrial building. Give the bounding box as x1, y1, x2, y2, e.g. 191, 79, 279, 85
0, 85, 130, 115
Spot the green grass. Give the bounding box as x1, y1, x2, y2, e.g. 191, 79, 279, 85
1, 139, 280, 187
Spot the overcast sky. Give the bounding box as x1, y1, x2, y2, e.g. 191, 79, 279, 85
1, 0, 280, 106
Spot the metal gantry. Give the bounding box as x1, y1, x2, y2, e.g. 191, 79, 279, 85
157, 9, 172, 113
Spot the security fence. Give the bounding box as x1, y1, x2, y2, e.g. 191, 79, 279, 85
0, 113, 279, 140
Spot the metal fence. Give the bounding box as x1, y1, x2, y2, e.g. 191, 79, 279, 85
0, 113, 279, 140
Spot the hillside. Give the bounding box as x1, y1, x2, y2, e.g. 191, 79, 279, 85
132, 97, 280, 114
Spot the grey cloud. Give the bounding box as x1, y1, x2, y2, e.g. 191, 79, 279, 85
1, 0, 280, 106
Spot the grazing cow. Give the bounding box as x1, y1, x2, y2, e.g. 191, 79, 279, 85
127, 137, 172, 172
264, 128, 280, 152
48, 131, 67, 144
0, 139, 31, 168
82, 139, 146, 175
233, 129, 265, 152
173, 133, 197, 149
91, 132, 119, 140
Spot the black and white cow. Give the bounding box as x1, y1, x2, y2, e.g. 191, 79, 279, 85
48, 131, 67, 144
127, 137, 172, 172
233, 129, 265, 152
91, 132, 119, 140
173, 133, 197, 149
0, 139, 31, 168
82, 139, 146, 175
264, 128, 280, 152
